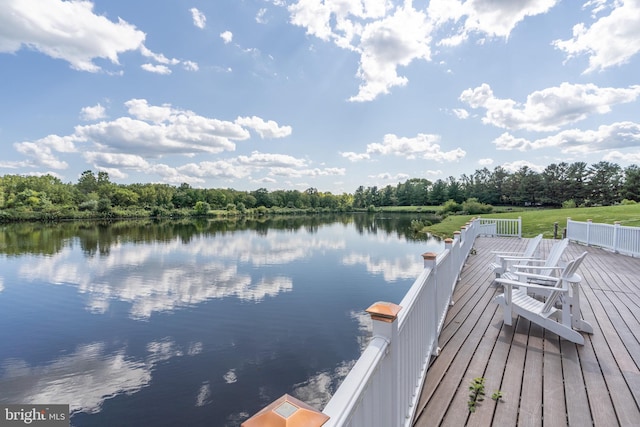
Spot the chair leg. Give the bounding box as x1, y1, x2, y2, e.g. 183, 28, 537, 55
503, 306, 513, 326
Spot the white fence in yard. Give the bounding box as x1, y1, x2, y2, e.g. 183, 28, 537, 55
242, 217, 521, 427
566, 218, 640, 257
478, 217, 521, 237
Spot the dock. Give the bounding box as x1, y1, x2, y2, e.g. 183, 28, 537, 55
412, 237, 640, 426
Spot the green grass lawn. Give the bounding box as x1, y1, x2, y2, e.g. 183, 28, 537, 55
423, 204, 640, 238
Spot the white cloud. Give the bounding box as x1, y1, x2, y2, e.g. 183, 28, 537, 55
236, 151, 307, 168
429, 0, 559, 45
268, 167, 345, 178
493, 122, 640, 154
460, 82, 640, 131
554, 1, 640, 72
141, 63, 172, 74
501, 160, 545, 173
368, 172, 410, 181
235, 116, 293, 138
256, 8, 268, 24
83, 152, 150, 169
287, 1, 561, 101
349, 5, 432, 102
341, 152, 370, 162
0, 0, 146, 72
364, 133, 466, 162
150, 164, 206, 185
220, 31, 233, 44
73, 99, 287, 158
478, 158, 494, 166
140, 45, 179, 66
584, 0, 611, 18
452, 108, 469, 119
125, 99, 175, 123
603, 150, 640, 163
13, 139, 71, 170
288, 1, 432, 102
493, 132, 535, 151
80, 104, 107, 121
532, 121, 640, 153
8, 98, 307, 185
178, 160, 251, 180
190, 8, 206, 29
183, 61, 199, 71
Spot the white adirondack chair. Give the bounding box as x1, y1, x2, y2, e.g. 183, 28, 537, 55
493, 251, 593, 345
504, 238, 569, 286
490, 234, 543, 278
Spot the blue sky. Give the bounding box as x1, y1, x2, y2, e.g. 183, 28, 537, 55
1, 0, 639, 194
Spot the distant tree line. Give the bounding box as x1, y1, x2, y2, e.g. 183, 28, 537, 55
354, 161, 640, 208
0, 161, 638, 222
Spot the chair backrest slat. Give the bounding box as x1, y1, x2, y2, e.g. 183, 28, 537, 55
522, 234, 543, 258
537, 238, 569, 277
541, 251, 588, 314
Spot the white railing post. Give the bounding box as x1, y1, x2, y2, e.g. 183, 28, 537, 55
613, 221, 621, 253
444, 238, 455, 303
586, 219, 592, 246
365, 301, 402, 426
518, 216, 522, 238
422, 252, 439, 356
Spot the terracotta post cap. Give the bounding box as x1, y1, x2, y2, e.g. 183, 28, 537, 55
242, 394, 329, 427
366, 301, 402, 323
422, 252, 437, 260
444, 238, 453, 244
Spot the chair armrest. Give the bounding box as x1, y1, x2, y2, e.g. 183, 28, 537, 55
495, 278, 566, 292
491, 250, 523, 255
506, 271, 560, 283
499, 256, 540, 262
512, 265, 563, 271
507, 259, 547, 264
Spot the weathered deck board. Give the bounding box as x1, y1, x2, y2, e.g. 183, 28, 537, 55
412, 237, 640, 427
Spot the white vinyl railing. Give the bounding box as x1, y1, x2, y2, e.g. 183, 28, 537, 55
566, 218, 640, 257
321, 219, 484, 427
478, 217, 521, 237
242, 217, 520, 427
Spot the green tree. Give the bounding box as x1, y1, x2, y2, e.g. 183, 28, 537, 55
77, 170, 98, 196
541, 162, 569, 206
194, 201, 211, 215
622, 165, 640, 201
567, 162, 589, 206
251, 188, 273, 208
588, 161, 622, 205
429, 179, 447, 205
446, 176, 464, 203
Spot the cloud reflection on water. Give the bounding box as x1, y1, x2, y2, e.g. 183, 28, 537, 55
16, 231, 319, 318
342, 252, 424, 282
0, 337, 202, 416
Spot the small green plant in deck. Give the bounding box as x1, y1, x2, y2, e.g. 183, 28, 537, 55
468, 377, 504, 412
491, 390, 504, 402
467, 377, 486, 412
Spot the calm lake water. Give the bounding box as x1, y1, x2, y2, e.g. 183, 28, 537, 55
0, 214, 442, 426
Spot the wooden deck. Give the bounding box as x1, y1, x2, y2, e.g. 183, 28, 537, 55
412, 237, 640, 427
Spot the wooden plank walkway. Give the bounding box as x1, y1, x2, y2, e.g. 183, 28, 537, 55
412, 237, 640, 427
